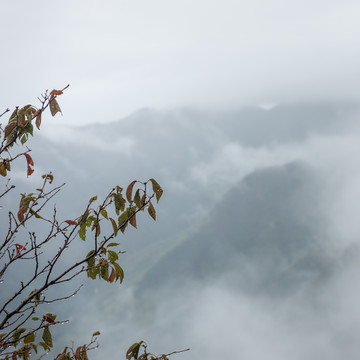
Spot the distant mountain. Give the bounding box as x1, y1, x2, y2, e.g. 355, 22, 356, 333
138, 161, 334, 297
4, 102, 358, 359
2, 101, 359, 284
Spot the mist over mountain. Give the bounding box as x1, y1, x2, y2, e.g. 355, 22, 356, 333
139, 161, 334, 297
2, 101, 360, 359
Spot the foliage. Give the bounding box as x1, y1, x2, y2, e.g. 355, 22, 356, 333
0, 87, 171, 359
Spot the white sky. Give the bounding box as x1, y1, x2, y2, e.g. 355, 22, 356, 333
1, 0, 360, 126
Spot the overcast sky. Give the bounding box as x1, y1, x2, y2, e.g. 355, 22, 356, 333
1, 0, 360, 126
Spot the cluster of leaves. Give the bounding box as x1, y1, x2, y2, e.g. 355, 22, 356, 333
126, 341, 189, 360
0, 88, 65, 178
0, 88, 170, 359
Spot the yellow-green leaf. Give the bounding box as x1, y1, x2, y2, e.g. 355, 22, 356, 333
42, 326, 53, 347
24, 332, 35, 344
149, 178, 163, 203
148, 202, 156, 221
110, 218, 118, 237
100, 208, 108, 219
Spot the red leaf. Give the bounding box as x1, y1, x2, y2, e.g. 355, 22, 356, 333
24, 153, 34, 166
65, 220, 78, 226
17, 206, 25, 222
24, 153, 34, 177
43, 316, 55, 324
126, 180, 137, 202
50, 90, 63, 96
15, 244, 26, 256
35, 111, 42, 130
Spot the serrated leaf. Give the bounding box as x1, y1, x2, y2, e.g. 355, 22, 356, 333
126, 180, 137, 202
148, 202, 156, 221
42, 326, 53, 347
149, 178, 163, 203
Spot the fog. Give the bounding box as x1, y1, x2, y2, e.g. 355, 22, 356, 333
1, 1, 360, 125
2, 2, 360, 359
1, 104, 354, 359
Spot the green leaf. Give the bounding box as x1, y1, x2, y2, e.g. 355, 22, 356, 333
117, 210, 129, 228
114, 262, 124, 283
100, 264, 109, 280
20, 134, 27, 144
133, 189, 142, 208
26, 121, 34, 136
100, 208, 108, 219
86, 250, 96, 267
39, 341, 51, 351
45, 313, 57, 322
114, 193, 125, 215
149, 178, 163, 203
92, 331, 100, 337
110, 218, 118, 237
79, 224, 86, 241
89, 195, 97, 205
126, 341, 143, 360
24, 332, 35, 344
107, 242, 120, 247
12, 328, 26, 340
87, 267, 98, 280
42, 326, 53, 347
148, 202, 156, 221
107, 250, 119, 262
32, 317, 40, 321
